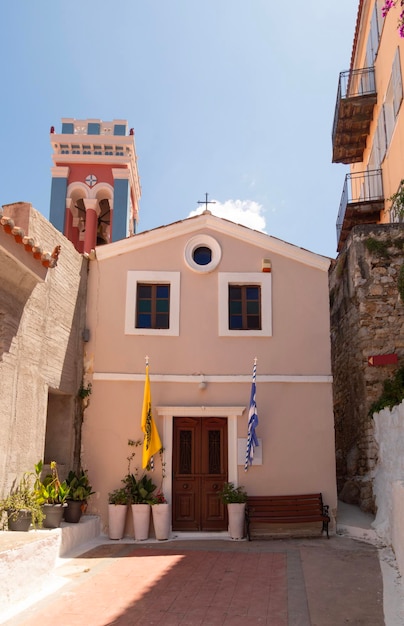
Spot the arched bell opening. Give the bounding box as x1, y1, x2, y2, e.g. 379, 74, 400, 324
96, 198, 111, 246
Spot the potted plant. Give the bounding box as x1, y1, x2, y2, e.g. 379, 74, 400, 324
151, 490, 170, 540
108, 487, 130, 540
64, 469, 94, 523
220, 482, 247, 540
125, 472, 157, 540
34, 460, 70, 528
0, 472, 44, 531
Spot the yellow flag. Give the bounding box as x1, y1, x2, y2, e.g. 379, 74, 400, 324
141, 364, 162, 469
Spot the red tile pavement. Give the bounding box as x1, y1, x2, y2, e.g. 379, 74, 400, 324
3, 536, 385, 625
7, 545, 287, 625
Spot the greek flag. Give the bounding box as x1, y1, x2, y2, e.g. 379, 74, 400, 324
141, 361, 162, 470
245, 358, 259, 471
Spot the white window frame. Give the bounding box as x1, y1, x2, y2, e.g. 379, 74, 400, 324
218, 272, 272, 337
184, 234, 222, 273
125, 271, 180, 336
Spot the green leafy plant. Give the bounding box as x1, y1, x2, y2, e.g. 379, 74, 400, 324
124, 473, 157, 504
124, 438, 157, 503
66, 469, 94, 501
219, 482, 247, 504
389, 180, 404, 221
108, 487, 130, 505
34, 460, 70, 505
369, 366, 404, 416
0, 472, 44, 529
78, 382, 92, 399
364, 237, 390, 258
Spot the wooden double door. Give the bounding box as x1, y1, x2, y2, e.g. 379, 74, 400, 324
172, 416, 228, 531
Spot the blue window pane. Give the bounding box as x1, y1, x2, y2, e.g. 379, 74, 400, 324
62, 123, 74, 134
229, 286, 241, 299
246, 286, 259, 299
229, 315, 243, 329
247, 301, 259, 314
88, 123, 101, 135
156, 300, 169, 313
156, 285, 169, 298
138, 300, 151, 313
138, 285, 151, 298
156, 314, 169, 328
230, 301, 242, 314
193, 246, 212, 266
248, 316, 261, 329
137, 314, 151, 328
114, 124, 126, 136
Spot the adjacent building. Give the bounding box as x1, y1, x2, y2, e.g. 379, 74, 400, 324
0, 202, 87, 494
330, 0, 404, 511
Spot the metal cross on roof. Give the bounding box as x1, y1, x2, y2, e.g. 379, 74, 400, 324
198, 192, 216, 212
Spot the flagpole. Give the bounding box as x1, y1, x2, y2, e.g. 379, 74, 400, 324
245, 357, 259, 472
141, 355, 162, 470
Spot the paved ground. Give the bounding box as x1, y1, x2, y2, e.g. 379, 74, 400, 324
3, 535, 385, 626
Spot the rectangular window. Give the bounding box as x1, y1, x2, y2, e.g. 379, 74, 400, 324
228, 285, 261, 330
87, 122, 101, 135
136, 283, 170, 329
61, 122, 74, 134
125, 271, 180, 336
385, 48, 403, 147
219, 272, 271, 337
366, 2, 381, 67
114, 124, 127, 136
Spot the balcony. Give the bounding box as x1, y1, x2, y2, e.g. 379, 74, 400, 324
336, 170, 384, 252
332, 68, 377, 164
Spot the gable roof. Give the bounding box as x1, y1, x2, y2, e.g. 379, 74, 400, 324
95, 211, 331, 271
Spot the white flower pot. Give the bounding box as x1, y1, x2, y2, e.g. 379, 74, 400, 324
108, 504, 128, 540
152, 503, 170, 540
227, 502, 246, 540
131, 504, 151, 540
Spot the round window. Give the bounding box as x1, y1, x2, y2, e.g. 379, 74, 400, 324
192, 246, 212, 266
184, 235, 222, 273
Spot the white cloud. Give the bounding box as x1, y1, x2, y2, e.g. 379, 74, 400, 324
187, 199, 267, 233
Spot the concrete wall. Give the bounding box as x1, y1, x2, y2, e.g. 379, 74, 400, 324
373, 401, 404, 541
373, 401, 404, 579
0, 203, 87, 495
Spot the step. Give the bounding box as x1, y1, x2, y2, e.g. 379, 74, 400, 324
0, 515, 100, 622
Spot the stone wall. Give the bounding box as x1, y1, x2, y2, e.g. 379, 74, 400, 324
0, 203, 87, 496
329, 223, 404, 512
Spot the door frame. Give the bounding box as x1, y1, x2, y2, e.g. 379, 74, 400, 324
155, 406, 245, 514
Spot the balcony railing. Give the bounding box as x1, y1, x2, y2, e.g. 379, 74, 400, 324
332, 67, 377, 164
336, 169, 384, 251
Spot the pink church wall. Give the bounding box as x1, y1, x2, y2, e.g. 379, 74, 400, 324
82, 215, 336, 536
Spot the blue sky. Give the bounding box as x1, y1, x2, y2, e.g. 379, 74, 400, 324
0, 1, 359, 257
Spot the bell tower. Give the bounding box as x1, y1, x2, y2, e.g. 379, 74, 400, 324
49, 118, 141, 254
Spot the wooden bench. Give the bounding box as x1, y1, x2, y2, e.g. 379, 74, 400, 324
245, 493, 330, 540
